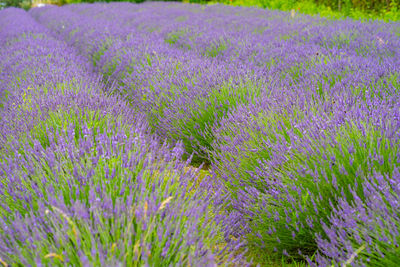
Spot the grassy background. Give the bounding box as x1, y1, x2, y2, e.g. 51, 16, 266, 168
1, 0, 399, 21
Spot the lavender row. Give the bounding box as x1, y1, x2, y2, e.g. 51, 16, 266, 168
0, 7, 103, 146
211, 88, 400, 262
202, 5, 400, 265
130, 2, 400, 106
30, 4, 400, 163
65, 2, 400, 87
0, 8, 244, 266
30, 3, 271, 164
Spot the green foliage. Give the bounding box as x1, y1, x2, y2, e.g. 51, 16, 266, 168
245, 247, 309, 267
4, 0, 397, 21
385, 0, 400, 21
209, 0, 400, 21
0, 0, 29, 9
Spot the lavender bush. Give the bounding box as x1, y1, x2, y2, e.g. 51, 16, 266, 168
0, 111, 238, 265
315, 169, 400, 266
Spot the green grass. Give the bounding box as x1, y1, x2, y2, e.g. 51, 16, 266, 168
207, 0, 400, 21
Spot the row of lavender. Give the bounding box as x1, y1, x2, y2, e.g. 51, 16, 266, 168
29, 2, 273, 167
31, 3, 400, 162
0, 8, 245, 266
29, 2, 400, 265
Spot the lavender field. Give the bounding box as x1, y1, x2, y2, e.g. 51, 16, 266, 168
1, 2, 400, 266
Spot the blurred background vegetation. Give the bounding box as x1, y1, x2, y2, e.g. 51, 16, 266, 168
0, 0, 399, 22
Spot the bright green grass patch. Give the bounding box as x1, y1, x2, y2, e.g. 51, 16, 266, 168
245, 245, 309, 267
208, 0, 400, 21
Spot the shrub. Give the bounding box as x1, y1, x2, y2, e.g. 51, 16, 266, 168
212, 91, 400, 261
315, 169, 400, 266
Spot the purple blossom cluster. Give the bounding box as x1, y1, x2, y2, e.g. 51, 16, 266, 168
1, 2, 400, 266
0, 7, 245, 266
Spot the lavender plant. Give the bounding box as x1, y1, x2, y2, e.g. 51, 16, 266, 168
0, 111, 238, 266
251, 120, 399, 256
315, 169, 400, 266
212, 92, 400, 261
